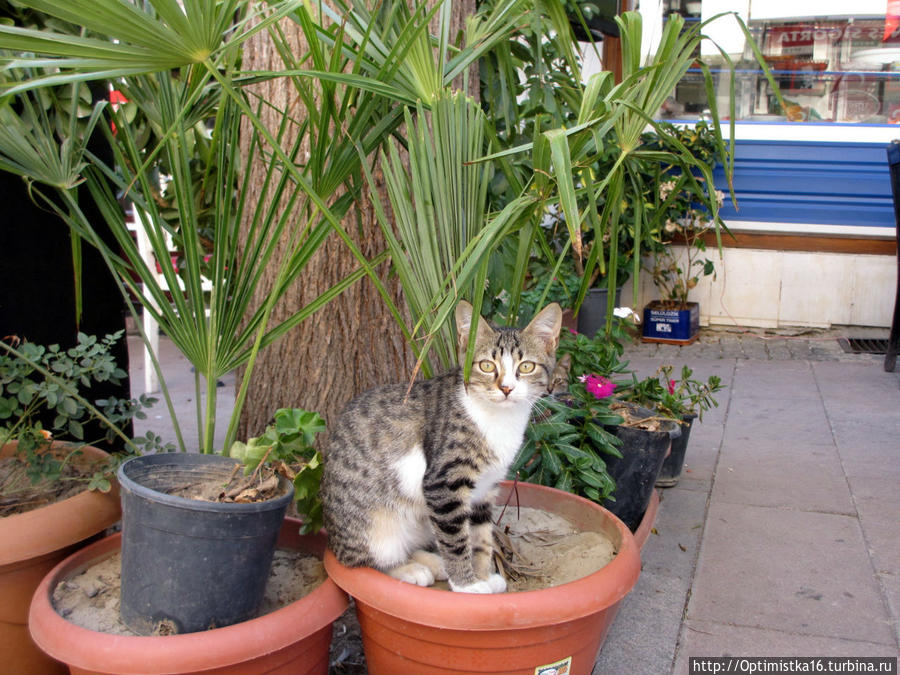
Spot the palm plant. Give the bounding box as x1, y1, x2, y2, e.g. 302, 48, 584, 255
0, 0, 529, 450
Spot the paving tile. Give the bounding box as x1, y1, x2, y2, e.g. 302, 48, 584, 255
764, 339, 793, 360
696, 341, 724, 359
720, 341, 747, 360
878, 573, 900, 647
673, 619, 899, 674
787, 339, 814, 360
855, 505, 900, 577
738, 340, 771, 360
688, 502, 895, 646
828, 414, 900, 443
723, 397, 834, 446
671, 423, 723, 488
128, 335, 236, 452
847, 475, 900, 510
594, 571, 687, 675
642, 487, 709, 581
813, 361, 900, 403
728, 360, 818, 400
712, 441, 854, 514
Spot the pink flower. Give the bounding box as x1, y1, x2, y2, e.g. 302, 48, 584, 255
668, 379, 676, 395
578, 374, 615, 399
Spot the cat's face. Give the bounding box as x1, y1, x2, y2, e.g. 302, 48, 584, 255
455, 301, 562, 407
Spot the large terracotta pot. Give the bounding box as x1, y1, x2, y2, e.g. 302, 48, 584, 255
632, 488, 660, 551
28, 517, 348, 675
325, 481, 641, 675
0, 442, 121, 674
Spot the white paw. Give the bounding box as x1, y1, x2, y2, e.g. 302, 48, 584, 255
410, 551, 448, 581
486, 573, 507, 593
449, 578, 494, 593
449, 574, 507, 594
387, 562, 435, 587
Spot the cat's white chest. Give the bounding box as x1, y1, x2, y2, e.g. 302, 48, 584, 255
459, 387, 531, 500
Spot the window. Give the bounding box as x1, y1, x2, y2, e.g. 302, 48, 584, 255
659, 2, 900, 124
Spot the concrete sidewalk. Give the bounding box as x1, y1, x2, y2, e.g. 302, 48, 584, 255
596, 326, 900, 673
128, 325, 900, 672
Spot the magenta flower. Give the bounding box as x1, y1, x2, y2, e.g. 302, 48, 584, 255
578, 373, 615, 399
668, 379, 676, 395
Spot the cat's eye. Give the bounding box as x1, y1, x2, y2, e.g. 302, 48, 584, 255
518, 361, 536, 374
478, 360, 496, 373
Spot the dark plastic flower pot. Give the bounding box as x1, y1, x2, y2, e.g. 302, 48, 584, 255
603, 404, 680, 532
117, 453, 293, 635
656, 413, 697, 487
576, 286, 622, 337
28, 518, 348, 675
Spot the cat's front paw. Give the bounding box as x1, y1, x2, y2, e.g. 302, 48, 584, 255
486, 573, 507, 593
387, 562, 435, 587
448, 574, 507, 594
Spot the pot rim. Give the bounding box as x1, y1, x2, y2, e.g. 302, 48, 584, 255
324, 481, 641, 631
0, 442, 121, 566
117, 453, 293, 514
609, 401, 682, 439
27, 517, 348, 674
643, 300, 700, 310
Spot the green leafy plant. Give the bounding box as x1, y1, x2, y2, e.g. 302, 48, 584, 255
0, 332, 166, 497
515, 388, 623, 502
481, 9, 785, 335
619, 364, 723, 421
229, 408, 327, 533
513, 326, 636, 502
646, 121, 723, 309
557, 322, 632, 381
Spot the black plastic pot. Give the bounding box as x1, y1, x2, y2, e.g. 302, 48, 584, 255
603, 403, 680, 532
117, 453, 293, 635
576, 286, 623, 337
656, 413, 697, 488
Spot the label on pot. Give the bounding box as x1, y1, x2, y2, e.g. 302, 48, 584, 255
535, 656, 572, 675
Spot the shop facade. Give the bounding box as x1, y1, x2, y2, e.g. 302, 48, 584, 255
625, 0, 899, 328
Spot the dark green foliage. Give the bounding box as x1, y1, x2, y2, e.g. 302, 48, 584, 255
620, 364, 724, 421
230, 408, 327, 533
0, 331, 165, 491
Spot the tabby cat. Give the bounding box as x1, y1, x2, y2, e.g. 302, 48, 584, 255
321, 300, 562, 593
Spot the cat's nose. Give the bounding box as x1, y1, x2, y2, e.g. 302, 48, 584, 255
499, 385, 513, 397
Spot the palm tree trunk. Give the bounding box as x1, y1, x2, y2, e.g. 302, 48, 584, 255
237, 0, 476, 434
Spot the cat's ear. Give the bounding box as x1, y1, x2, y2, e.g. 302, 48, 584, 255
524, 303, 563, 355
455, 300, 493, 359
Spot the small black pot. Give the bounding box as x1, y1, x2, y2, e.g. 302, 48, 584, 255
602, 403, 680, 532
117, 453, 293, 635
656, 413, 697, 488
576, 286, 623, 338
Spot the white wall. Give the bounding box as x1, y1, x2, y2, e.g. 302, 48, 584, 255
633, 247, 898, 328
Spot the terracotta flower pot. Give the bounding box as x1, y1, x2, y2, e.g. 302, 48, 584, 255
325, 481, 641, 675
28, 517, 348, 675
632, 488, 660, 551
0, 442, 121, 675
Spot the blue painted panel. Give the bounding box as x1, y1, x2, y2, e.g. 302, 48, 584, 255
712, 140, 895, 229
